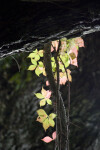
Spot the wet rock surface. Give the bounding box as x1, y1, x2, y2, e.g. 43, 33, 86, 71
0, 0, 100, 57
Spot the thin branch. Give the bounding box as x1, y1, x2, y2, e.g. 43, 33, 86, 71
10, 55, 20, 72
52, 41, 63, 150
51, 43, 60, 150
59, 56, 70, 150
69, 122, 81, 129
45, 42, 68, 150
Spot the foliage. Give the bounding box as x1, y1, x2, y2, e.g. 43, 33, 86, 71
37, 109, 56, 131
27, 37, 84, 144
41, 131, 56, 143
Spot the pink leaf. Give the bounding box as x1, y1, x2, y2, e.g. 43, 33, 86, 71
60, 40, 67, 51
69, 46, 78, 67
41, 136, 53, 143
69, 46, 78, 58
39, 67, 43, 71
52, 131, 56, 140
60, 76, 67, 85
46, 80, 49, 86
75, 37, 84, 47
42, 88, 52, 99
70, 58, 78, 67
45, 90, 52, 99
51, 41, 59, 52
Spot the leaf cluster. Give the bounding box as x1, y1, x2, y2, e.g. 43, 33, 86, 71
27, 37, 84, 142
37, 109, 56, 131
27, 49, 46, 76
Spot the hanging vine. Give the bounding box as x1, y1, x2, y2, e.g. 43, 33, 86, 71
27, 37, 84, 150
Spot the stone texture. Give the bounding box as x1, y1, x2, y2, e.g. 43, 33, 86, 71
0, 0, 100, 57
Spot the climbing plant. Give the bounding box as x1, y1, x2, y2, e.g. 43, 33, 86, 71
27, 37, 84, 150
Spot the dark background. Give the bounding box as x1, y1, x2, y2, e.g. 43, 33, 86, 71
0, 0, 100, 150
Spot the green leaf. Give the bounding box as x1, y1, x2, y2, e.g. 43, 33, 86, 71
28, 53, 36, 58
59, 64, 64, 71
31, 59, 37, 66
36, 109, 48, 123
62, 67, 65, 73
51, 57, 55, 62
65, 60, 70, 68
47, 99, 52, 105
52, 62, 56, 72
38, 61, 43, 67
43, 68, 46, 76
49, 118, 55, 127
34, 49, 38, 53
76, 45, 79, 50
52, 62, 56, 68
40, 99, 46, 107
34, 54, 40, 61
49, 113, 56, 119
38, 50, 43, 57
35, 67, 42, 76
43, 118, 50, 131
28, 65, 36, 71
61, 37, 67, 42
67, 69, 72, 82
35, 93, 44, 99
37, 109, 48, 117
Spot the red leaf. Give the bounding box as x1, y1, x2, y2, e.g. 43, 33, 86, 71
41, 136, 53, 143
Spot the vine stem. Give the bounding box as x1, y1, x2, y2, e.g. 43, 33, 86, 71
51, 42, 61, 150
59, 56, 70, 150
67, 80, 70, 150
44, 41, 68, 150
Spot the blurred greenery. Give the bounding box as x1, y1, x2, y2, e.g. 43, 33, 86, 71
0, 52, 38, 92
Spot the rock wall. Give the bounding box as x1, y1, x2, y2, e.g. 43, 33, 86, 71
0, 32, 100, 150
0, 0, 100, 57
